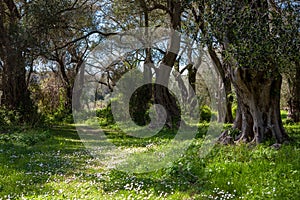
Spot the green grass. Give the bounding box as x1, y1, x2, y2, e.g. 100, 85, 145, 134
0, 123, 299, 199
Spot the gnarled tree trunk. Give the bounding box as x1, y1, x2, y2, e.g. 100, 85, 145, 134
225, 68, 289, 144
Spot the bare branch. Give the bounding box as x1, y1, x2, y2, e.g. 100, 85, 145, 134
55, 30, 117, 50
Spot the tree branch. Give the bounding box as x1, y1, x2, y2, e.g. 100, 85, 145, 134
4, 0, 21, 19
55, 30, 117, 50
56, 0, 91, 15
179, 63, 193, 74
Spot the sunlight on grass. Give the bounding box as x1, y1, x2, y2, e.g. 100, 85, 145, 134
0, 124, 299, 199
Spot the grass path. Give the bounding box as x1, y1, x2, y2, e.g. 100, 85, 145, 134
0, 125, 97, 199
0, 124, 299, 199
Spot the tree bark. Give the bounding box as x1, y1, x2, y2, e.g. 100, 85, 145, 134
208, 48, 233, 123
1, 47, 33, 118
187, 64, 197, 97
0, 1, 34, 119
129, 57, 153, 126
154, 29, 181, 129
228, 68, 289, 144
155, 60, 181, 128
152, 0, 182, 129
287, 64, 300, 122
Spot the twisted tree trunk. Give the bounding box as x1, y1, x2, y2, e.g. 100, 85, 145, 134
153, 0, 182, 129
155, 55, 181, 128
221, 67, 289, 144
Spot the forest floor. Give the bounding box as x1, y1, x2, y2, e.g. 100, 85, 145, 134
0, 123, 299, 199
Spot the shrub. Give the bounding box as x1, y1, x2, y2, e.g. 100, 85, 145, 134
200, 105, 212, 122
0, 108, 22, 127
0, 107, 46, 128
96, 104, 115, 126
0, 128, 51, 146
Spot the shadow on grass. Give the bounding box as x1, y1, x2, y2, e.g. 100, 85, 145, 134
94, 123, 300, 199
99, 124, 208, 148
0, 125, 92, 198
0, 123, 298, 199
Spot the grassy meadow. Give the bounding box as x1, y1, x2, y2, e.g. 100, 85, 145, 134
0, 119, 299, 199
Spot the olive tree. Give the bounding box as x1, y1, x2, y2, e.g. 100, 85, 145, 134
206, 0, 299, 144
